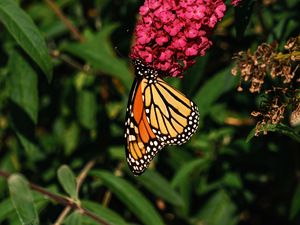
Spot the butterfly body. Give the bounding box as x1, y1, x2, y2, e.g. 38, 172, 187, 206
125, 60, 199, 175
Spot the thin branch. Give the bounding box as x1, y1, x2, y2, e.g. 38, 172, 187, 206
54, 160, 95, 225
53, 207, 71, 225
50, 50, 93, 74
0, 170, 111, 225
45, 0, 85, 42
76, 160, 96, 193
102, 189, 112, 208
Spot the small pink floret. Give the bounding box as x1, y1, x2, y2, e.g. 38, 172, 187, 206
230, 0, 242, 7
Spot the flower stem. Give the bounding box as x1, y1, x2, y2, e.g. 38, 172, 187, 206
274, 51, 300, 61
45, 0, 85, 42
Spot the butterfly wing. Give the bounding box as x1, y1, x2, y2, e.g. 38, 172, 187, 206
143, 77, 199, 145
124, 78, 165, 175
125, 59, 200, 175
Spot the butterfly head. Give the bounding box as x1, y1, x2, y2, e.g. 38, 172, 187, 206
132, 59, 158, 79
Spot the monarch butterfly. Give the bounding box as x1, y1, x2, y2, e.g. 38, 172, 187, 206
125, 60, 199, 175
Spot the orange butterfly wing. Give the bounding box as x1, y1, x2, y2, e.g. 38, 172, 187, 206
124, 79, 165, 175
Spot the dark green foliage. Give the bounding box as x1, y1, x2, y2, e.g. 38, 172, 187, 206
0, 1, 299, 225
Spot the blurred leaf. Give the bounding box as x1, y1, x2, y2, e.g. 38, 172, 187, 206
286, 0, 299, 7
194, 67, 236, 123
222, 173, 243, 189
197, 178, 223, 196
65, 211, 82, 225
27, 3, 67, 39
57, 165, 78, 200
6, 216, 23, 225
171, 158, 210, 188
166, 146, 194, 169
136, 170, 185, 207
74, 72, 95, 91
82, 201, 129, 225
7, 50, 38, 124
14, 132, 41, 160
182, 56, 209, 96
277, 17, 298, 43
209, 104, 230, 124
234, 0, 255, 39
62, 27, 132, 90
195, 190, 237, 225
0, 0, 52, 81
7, 50, 42, 160
0, 187, 47, 223
31, 192, 49, 217
246, 123, 300, 143
208, 127, 235, 142
77, 90, 97, 130
64, 123, 80, 155
165, 76, 181, 89
108, 146, 124, 161
0, 198, 14, 222
106, 102, 123, 120
290, 183, 300, 220
8, 174, 39, 225
90, 170, 165, 225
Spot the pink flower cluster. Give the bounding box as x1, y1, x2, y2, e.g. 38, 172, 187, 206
130, 0, 227, 77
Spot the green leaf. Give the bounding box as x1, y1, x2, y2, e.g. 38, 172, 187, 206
90, 170, 165, 225
57, 165, 78, 200
0, 0, 52, 81
171, 158, 210, 188
246, 123, 300, 143
82, 201, 129, 225
0, 198, 14, 222
290, 183, 300, 220
194, 67, 236, 124
6, 216, 23, 225
65, 211, 82, 225
182, 55, 209, 96
209, 104, 230, 124
136, 170, 185, 207
61, 28, 132, 91
108, 146, 125, 161
195, 190, 237, 225
197, 178, 223, 196
64, 123, 80, 155
222, 173, 243, 189
14, 132, 41, 160
0, 189, 47, 223
74, 72, 95, 91
7, 50, 38, 124
77, 90, 97, 130
7, 50, 42, 160
169, 157, 212, 216
8, 174, 39, 225
234, 0, 255, 39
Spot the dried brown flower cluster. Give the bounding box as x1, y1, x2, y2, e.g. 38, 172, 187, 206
232, 35, 300, 135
